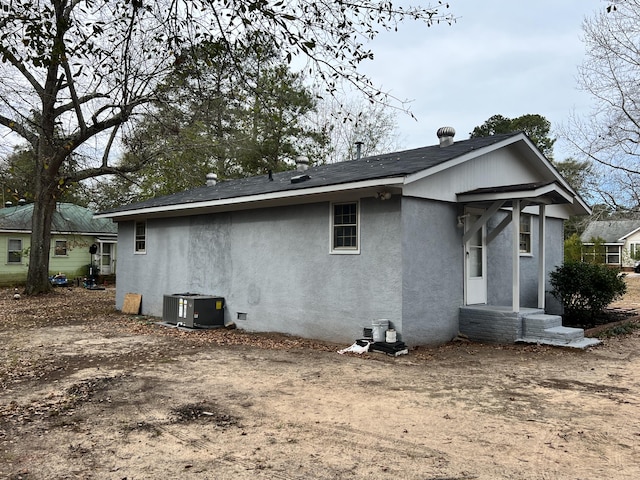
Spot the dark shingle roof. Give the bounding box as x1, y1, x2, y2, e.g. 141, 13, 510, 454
0, 202, 116, 234
580, 220, 640, 243
99, 132, 521, 215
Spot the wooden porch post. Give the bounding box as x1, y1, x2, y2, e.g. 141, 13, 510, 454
512, 200, 521, 312
538, 205, 546, 309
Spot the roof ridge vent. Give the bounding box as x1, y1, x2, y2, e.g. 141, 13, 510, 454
437, 126, 456, 147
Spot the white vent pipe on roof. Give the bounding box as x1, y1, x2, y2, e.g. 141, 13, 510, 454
206, 173, 217, 186
295, 155, 309, 172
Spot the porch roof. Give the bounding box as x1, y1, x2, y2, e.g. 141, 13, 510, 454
456, 181, 574, 207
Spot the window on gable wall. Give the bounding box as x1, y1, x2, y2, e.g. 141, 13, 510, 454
519, 214, 531, 254
331, 202, 359, 253
135, 221, 146, 253
8, 238, 22, 263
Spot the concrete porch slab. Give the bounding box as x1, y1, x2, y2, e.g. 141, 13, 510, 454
516, 336, 601, 349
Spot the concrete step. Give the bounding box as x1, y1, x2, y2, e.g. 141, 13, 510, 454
541, 326, 585, 342
519, 313, 600, 348
523, 314, 563, 336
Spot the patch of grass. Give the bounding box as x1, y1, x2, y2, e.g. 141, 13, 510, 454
596, 321, 640, 339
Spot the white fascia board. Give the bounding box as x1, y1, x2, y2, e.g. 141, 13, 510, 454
619, 226, 640, 241
95, 177, 406, 220
1, 229, 109, 236
403, 133, 528, 185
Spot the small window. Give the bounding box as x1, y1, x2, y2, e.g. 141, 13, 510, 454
630, 243, 640, 261
519, 214, 531, 254
8, 238, 22, 263
135, 221, 146, 253
54, 240, 68, 256
332, 202, 359, 253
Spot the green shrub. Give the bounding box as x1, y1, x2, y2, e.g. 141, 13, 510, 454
563, 233, 583, 263
549, 262, 627, 326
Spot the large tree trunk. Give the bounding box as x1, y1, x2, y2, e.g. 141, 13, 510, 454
25, 191, 57, 295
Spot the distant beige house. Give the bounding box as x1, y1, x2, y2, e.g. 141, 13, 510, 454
580, 219, 640, 268
0, 202, 117, 286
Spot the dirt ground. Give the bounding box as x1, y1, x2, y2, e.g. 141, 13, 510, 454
1, 280, 640, 480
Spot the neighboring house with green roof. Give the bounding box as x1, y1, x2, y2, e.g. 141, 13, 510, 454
0, 201, 117, 286
580, 219, 640, 269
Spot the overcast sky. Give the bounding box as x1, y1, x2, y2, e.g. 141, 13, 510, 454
358, 0, 602, 161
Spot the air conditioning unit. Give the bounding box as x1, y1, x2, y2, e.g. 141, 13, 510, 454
162, 293, 225, 328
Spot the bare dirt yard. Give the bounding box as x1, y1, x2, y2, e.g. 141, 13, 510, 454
1, 279, 640, 480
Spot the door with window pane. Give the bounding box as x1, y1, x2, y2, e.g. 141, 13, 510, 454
465, 212, 487, 305
100, 243, 113, 275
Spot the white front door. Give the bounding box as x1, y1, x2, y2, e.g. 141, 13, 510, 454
465, 212, 487, 305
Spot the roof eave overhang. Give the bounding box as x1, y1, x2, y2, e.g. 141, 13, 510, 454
95, 177, 406, 220
619, 225, 640, 241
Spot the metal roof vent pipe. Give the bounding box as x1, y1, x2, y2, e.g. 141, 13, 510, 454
437, 126, 456, 147
205, 173, 217, 186
18, 198, 26, 206
295, 155, 309, 172
5, 201, 12, 208
355, 141, 364, 159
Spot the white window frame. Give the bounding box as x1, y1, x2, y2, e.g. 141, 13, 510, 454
330, 201, 360, 254
519, 214, 532, 255
7, 238, 22, 264
54, 239, 68, 257
605, 245, 621, 265
134, 220, 147, 254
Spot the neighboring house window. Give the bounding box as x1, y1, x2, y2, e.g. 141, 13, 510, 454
519, 214, 531, 254
630, 243, 640, 261
8, 239, 22, 264
583, 243, 622, 265
54, 240, 68, 256
135, 221, 146, 253
331, 202, 359, 253
606, 245, 621, 265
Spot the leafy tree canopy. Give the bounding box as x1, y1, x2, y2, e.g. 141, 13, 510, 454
470, 113, 555, 159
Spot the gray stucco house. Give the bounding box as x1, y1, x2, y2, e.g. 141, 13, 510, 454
97, 129, 591, 346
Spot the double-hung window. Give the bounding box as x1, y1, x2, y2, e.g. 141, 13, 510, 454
135, 221, 147, 253
8, 239, 22, 263
331, 202, 359, 253
519, 214, 531, 254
